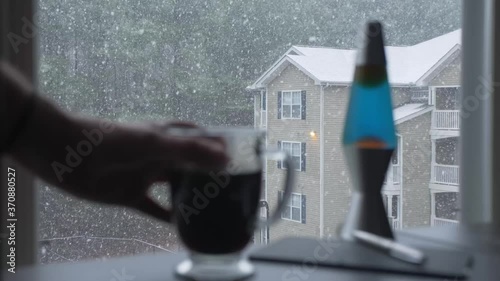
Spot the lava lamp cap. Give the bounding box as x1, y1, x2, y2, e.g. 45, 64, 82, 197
356, 21, 386, 66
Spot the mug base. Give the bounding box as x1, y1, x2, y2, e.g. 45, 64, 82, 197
175, 252, 254, 281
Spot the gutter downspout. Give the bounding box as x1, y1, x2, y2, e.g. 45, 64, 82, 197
320, 84, 325, 237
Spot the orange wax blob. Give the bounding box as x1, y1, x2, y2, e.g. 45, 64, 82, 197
355, 138, 387, 149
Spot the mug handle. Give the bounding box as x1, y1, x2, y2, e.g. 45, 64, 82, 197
258, 149, 295, 228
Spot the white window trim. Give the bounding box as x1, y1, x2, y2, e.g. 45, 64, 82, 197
280, 192, 303, 222
1, 0, 37, 267
281, 90, 302, 120
280, 141, 302, 171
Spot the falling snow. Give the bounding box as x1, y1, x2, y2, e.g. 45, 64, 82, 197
37, 0, 461, 265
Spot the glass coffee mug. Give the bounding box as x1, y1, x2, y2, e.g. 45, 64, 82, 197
163, 127, 295, 280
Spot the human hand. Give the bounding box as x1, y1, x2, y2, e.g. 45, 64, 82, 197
56, 120, 228, 223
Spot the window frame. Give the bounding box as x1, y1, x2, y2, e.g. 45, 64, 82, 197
4, 0, 499, 266
281, 90, 302, 120
280, 141, 302, 171
280, 192, 303, 223
1, 0, 38, 267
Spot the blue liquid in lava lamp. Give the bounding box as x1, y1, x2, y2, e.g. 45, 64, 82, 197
343, 80, 396, 149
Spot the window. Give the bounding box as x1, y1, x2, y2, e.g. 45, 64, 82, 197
262, 91, 267, 111
279, 191, 306, 223
277, 141, 305, 171
20, 0, 465, 264
278, 90, 306, 120
391, 145, 398, 165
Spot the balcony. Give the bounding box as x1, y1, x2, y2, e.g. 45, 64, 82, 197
432, 164, 459, 185
431, 217, 459, 227
432, 110, 460, 130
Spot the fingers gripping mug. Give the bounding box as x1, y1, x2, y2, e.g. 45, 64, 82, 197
163, 128, 295, 280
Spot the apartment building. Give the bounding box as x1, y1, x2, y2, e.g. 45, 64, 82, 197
250, 30, 461, 243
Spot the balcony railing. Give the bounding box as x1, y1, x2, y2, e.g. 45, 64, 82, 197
432, 110, 460, 130
432, 217, 459, 227
411, 87, 429, 103
432, 164, 460, 185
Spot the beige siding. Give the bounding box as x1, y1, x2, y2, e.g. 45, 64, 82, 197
429, 57, 461, 86
397, 112, 432, 228
260, 54, 460, 242
322, 86, 352, 238
265, 65, 321, 241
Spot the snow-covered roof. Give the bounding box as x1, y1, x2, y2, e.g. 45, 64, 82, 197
250, 29, 461, 89
393, 103, 433, 124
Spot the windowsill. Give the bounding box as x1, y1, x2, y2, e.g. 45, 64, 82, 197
280, 217, 302, 223
7, 224, 500, 281
279, 168, 302, 172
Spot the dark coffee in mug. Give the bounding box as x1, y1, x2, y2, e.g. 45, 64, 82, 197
172, 170, 262, 254
165, 128, 294, 281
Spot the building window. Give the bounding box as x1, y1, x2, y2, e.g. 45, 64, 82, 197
279, 191, 306, 223
262, 91, 266, 110
391, 146, 398, 165
277, 141, 306, 171
278, 90, 306, 120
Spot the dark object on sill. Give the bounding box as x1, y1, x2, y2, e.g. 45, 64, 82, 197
341, 20, 396, 241
249, 237, 473, 280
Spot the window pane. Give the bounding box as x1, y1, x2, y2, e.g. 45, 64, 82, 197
283, 105, 291, 119
282, 142, 291, 152
282, 207, 291, 220
292, 105, 301, 118
292, 143, 301, 156
292, 92, 301, 104
283, 92, 292, 105
292, 208, 301, 221
292, 194, 301, 207
293, 156, 301, 170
